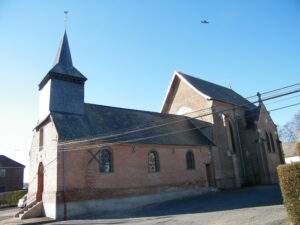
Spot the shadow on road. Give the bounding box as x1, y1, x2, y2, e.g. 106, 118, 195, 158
71, 185, 283, 220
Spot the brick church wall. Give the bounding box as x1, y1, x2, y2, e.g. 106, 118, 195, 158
57, 142, 211, 202
256, 105, 284, 183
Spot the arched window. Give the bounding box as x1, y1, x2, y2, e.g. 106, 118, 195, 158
39, 128, 44, 151
270, 133, 276, 152
186, 151, 195, 170
265, 132, 272, 153
228, 121, 236, 153
148, 151, 159, 173
99, 149, 113, 173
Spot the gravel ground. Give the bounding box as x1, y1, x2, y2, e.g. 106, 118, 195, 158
1, 185, 288, 225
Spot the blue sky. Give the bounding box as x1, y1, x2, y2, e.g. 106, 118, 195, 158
0, 0, 300, 180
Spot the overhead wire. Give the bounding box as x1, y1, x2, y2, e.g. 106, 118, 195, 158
58, 82, 300, 145
58, 86, 300, 146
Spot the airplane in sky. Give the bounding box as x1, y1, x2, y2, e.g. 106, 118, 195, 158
201, 20, 209, 24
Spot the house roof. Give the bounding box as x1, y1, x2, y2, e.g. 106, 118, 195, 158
39, 31, 87, 90
51, 103, 214, 146
177, 71, 256, 110
0, 155, 25, 168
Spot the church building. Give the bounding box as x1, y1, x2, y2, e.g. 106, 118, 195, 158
19, 31, 284, 219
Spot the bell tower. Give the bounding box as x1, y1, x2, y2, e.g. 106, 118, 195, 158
38, 31, 87, 122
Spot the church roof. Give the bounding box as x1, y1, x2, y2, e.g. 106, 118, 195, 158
0, 155, 25, 168
51, 103, 213, 146
177, 71, 256, 110
39, 31, 87, 90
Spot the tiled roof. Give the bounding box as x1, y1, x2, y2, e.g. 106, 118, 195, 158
51, 103, 213, 146
0, 155, 25, 168
178, 71, 256, 109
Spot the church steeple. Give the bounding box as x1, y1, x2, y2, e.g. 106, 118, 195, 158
39, 30, 87, 90
54, 30, 73, 67
38, 30, 87, 121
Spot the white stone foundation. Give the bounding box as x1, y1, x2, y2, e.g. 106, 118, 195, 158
56, 187, 217, 219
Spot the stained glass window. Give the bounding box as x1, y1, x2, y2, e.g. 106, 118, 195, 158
270, 133, 276, 152
99, 149, 113, 173
228, 122, 236, 153
39, 128, 44, 151
186, 151, 195, 170
148, 151, 159, 173
265, 132, 272, 153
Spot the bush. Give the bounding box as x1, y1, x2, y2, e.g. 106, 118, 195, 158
277, 162, 300, 225
0, 190, 27, 208
297, 143, 300, 156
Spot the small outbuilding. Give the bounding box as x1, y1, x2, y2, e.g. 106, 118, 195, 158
0, 155, 25, 192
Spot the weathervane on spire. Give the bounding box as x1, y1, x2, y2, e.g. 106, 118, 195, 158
64, 11, 69, 29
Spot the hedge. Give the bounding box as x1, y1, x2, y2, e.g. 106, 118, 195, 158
0, 190, 27, 208
277, 162, 300, 225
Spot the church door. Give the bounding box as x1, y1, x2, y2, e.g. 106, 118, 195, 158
36, 163, 44, 202
206, 164, 215, 186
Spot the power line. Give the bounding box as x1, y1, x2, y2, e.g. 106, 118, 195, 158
265, 93, 300, 105
269, 102, 300, 112
48, 100, 300, 154
57, 82, 300, 146
57, 100, 300, 152
26, 84, 300, 153
246, 82, 300, 99
59, 86, 300, 146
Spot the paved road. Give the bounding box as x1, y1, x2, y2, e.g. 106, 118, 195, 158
1, 185, 288, 225
0, 207, 18, 222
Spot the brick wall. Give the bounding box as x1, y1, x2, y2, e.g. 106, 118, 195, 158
57, 142, 211, 201
160, 76, 282, 188
256, 104, 284, 183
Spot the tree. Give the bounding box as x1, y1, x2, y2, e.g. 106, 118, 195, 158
278, 111, 300, 143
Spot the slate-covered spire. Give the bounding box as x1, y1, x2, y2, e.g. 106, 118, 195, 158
54, 30, 73, 67
39, 30, 87, 90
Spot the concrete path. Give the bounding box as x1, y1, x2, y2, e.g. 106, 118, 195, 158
0, 185, 288, 225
